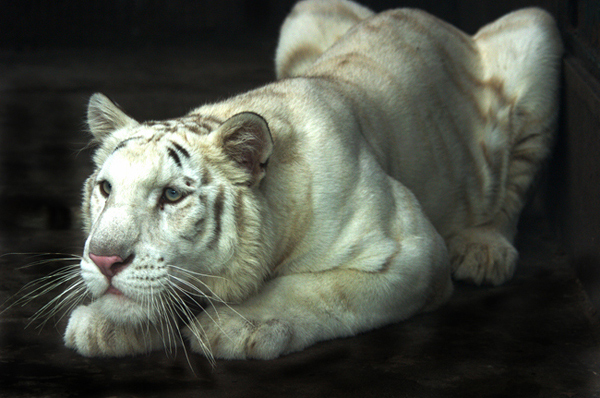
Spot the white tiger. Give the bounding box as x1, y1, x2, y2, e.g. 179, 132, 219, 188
63, 0, 562, 360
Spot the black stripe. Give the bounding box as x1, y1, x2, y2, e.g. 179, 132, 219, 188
171, 141, 190, 158
195, 194, 208, 231
167, 147, 182, 167
113, 136, 142, 153
234, 190, 245, 237
208, 186, 225, 249
201, 168, 212, 185
185, 122, 213, 135
198, 122, 215, 132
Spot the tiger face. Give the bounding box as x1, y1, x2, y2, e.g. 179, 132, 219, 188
80, 94, 273, 327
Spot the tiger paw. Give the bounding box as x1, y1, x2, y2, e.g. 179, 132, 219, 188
448, 228, 518, 286
64, 304, 158, 357
185, 307, 294, 360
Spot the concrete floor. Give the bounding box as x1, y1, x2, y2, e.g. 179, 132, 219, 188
1, 44, 599, 398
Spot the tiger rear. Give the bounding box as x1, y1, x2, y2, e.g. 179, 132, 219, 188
277, 0, 563, 285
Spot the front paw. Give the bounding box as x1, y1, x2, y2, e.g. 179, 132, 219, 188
185, 307, 294, 360
64, 304, 158, 357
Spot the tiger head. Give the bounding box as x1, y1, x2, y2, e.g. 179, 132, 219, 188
80, 93, 273, 325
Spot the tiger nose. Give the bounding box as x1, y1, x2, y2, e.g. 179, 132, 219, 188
89, 253, 130, 278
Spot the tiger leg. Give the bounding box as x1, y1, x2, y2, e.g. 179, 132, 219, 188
275, 0, 374, 79
449, 8, 562, 286
185, 236, 451, 360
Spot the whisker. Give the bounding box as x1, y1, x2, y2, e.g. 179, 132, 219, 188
17, 265, 81, 301
167, 276, 226, 326
31, 285, 85, 331
168, 265, 229, 281
165, 286, 215, 367
158, 293, 177, 356
1, 252, 82, 260
1, 252, 88, 333
153, 286, 180, 358
17, 256, 83, 270
2, 264, 81, 314
142, 287, 152, 344
168, 274, 250, 325
164, 288, 206, 372
31, 280, 83, 320
54, 284, 88, 325
168, 274, 228, 305
166, 280, 240, 361
149, 285, 168, 352
0, 253, 82, 272
28, 279, 87, 329
178, 297, 230, 352
168, 284, 207, 316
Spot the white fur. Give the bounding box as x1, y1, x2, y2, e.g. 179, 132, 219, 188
64, 1, 562, 360
275, 0, 374, 78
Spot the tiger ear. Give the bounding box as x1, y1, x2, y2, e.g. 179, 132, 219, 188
87, 93, 138, 141
213, 112, 274, 185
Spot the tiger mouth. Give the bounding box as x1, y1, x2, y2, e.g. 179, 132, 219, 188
105, 285, 124, 296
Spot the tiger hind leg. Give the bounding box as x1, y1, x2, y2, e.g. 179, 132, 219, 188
448, 228, 518, 286
449, 8, 563, 286
275, 0, 374, 79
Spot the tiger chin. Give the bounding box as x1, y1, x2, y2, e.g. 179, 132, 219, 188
64, 0, 562, 360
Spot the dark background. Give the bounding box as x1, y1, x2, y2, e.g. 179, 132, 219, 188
1, 1, 599, 397
1, 0, 597, 51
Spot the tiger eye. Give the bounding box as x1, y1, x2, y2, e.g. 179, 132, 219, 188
100, 181, 112, 197
163, 187, 183, 202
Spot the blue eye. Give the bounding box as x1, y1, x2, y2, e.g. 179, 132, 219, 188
100, 181, 112, 197
163, 187, 183, 202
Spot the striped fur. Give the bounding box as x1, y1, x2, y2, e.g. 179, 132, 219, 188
65, 0, 562, 361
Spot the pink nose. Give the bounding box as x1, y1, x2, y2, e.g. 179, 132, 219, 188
89, 253, 129, 279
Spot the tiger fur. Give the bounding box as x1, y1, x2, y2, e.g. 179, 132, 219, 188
64, 0, 563, 360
